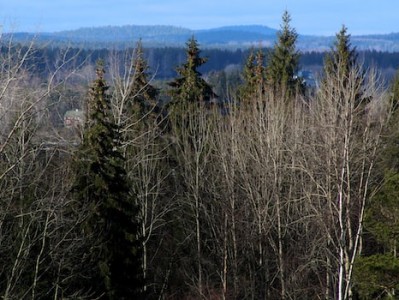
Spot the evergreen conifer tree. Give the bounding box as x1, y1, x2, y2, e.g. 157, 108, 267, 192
239, 49, 256, 99
322, 25, 365, 107
354, 170, 399, 298
324, 26, 357, 82
128, 40, 159, 119
254, 49, 266, 92
390, 70, 399, 112
239, 48, 266, 106
266, 10, 302, 99
353, 82, 399, 298
168, 36, 215, 107
72, 61, 144, 299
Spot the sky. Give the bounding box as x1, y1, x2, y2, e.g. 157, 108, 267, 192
1, 0, 398, 36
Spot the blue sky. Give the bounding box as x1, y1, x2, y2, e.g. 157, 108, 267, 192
1, 0, 398, 36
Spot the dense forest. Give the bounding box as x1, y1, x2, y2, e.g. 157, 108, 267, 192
1, 11, 399, 300
6, 41, 399, 81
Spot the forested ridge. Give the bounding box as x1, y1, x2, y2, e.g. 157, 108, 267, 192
4, 41, 399, 81
1, 11, 399, 299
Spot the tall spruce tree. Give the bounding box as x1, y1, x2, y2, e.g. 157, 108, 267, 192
266, 10, 302, 99
168, 36, 215, 107
239, 49, 256, 99
324, 26, 358, 82
323, 25, 365, 107
239, 48, 266, 106
128, 40, 159, 119
72, 61, 144, 299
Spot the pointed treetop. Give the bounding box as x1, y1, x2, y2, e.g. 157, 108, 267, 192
278, 10, 298, 48
239, 47, 267, 103
168, 36, 215, 106
183, 36, 207, 72
325, 25, 358, 77
96, 59, 105, 77
266, 10, 302, 99
127, 39, 158, 117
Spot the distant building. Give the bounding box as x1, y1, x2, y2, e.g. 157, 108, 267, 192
64, 109, 85, 128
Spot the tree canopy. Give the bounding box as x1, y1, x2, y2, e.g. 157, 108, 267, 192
266, 10, 302, 99
168, 36, 215, 107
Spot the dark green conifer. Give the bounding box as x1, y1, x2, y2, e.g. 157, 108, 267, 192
168, 36, 215, 107
324, 26, 358, 81
266, 10, 302, 99
390, 70, 399, 112
354, 170, 399, 298
239, 49, 256, 99
239, 48, 266, 105
73, 61, 144, 299
128, 40, 159, 118
322, 25, 365, 107
353, 64, 399, 299
254, 49, 266, 91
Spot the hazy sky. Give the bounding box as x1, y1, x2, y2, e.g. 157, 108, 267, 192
1, 0, 398, 36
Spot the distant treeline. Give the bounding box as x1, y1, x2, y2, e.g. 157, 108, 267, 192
3, 44, 399, 80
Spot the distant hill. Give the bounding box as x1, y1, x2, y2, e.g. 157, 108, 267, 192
4, 24, 399, 51
5, 25, 278, 48
54, 25, 193, 43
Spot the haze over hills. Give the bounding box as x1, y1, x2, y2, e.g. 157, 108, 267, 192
4, 24, 399, 51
